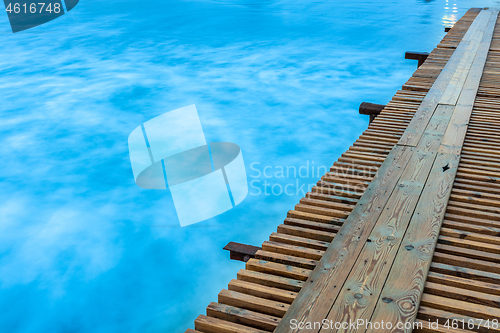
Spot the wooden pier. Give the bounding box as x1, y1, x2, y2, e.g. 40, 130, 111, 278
186, 8, 500, 333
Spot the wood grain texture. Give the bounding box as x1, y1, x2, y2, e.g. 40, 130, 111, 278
367, 153, 460, 333
417, 306, 500, 333
227, 279, 297, 304
245, 259, 311, 281
319, 150, 438, 333
419, 293, 500, 323
194, 315, 269, 333
218, 289, 289, 317
206, 302, 279, 331
274, 146, 415, 333
236, 269, 305, 292
439, 11, 492, 106
414, 104, 456, 152
274, 11, 492, 333
439, 10, 500, 155
398, 10, 489, 146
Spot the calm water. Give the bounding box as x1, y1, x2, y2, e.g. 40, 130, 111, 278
0, 0, 498, 332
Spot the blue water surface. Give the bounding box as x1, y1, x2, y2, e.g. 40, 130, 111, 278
0, 0, 497, 332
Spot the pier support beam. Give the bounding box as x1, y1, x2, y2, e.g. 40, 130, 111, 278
223, 242, 261, 262
405, 51, 430, 67
359, 102, 385, 123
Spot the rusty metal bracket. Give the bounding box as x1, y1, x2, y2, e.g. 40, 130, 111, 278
359, 102, 385, 123
405, 51, 430, 67
223, 242, 261, 262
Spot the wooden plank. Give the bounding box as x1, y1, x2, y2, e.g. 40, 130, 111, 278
445, 205, 500, 222
321, 150, 438, 331
439, 10, 499, 155
254, 250, 318, 270
398, 10, 490, 146
261, 241, 324, 261
245, 259, 311, 281
293, 204, 350, 219
438, 235, 500, 255
228, 279, 297, 304
277, 224, 335, 243
287, 209, 346, 225
269, 232, 330, 251
218, 289, 289, 317
419, 293, 500, 322
299, 197, 355, 212
435, 243, 500, 265
426, 271, 500, 296
441, 219, 500, 237
366, 153, 460, 333
414, 105, 456, 152
194, 315, 269, 333
236, 269, 305, 292
274, 146, 414, 333
423, 281, 500, 309
432, 251, 500, 274
417, 307, 500, 333
206, 302, 280, 331
439, 11, 493, 105
283, 218, 342, 234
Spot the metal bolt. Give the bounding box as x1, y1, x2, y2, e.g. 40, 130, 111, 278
387, 236, 395, 241
382, 297, 393, 303
354, 293, 363, 299
405, 245, 414, 251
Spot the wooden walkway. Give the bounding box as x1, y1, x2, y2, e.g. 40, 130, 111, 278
185, 8, 500, 333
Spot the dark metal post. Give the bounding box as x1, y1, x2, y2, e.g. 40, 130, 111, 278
359, 102, 385, 123
405, 51, 430, 68
223, 242, 261, 262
